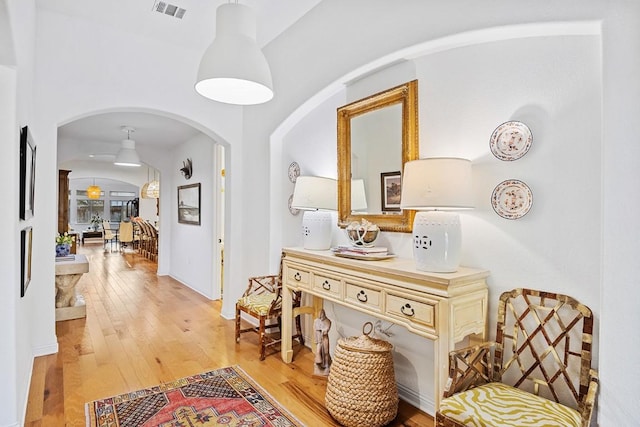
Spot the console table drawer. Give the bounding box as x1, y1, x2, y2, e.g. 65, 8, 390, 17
285, 266, 310, 288
386, 293, 436, 331
345, 282, 382, 311
313, 274, 342, 298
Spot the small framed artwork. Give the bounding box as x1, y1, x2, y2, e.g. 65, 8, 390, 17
21, 226, 33, 297
177, 183, 201, 225
380, 171, 402, 212
19, 126, 36, 220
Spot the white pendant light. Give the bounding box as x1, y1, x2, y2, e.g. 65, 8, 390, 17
195, 3, 274, 105
114, 126, 141, 167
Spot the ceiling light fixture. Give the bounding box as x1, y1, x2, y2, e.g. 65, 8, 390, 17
195, 2, 274, 105
141, 166, 152, 199
114, 126, 141, 167
87, 178, 101, 199
146, 169, 160, 199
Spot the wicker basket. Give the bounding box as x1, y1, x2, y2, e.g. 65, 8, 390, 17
325, 322, 398, 427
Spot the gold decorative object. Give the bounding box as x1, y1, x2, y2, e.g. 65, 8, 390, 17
337, 80, 419, 233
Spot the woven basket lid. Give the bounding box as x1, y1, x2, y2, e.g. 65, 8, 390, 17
337, 322, 393, 353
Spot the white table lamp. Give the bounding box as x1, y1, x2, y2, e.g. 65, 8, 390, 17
400, 158, 473, 272
291, 176, 337, 250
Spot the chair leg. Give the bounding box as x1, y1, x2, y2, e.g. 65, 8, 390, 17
259, 316, 267, 361
235, 306, 241, 343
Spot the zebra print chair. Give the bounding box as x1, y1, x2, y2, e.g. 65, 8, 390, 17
436, 288, 598, 427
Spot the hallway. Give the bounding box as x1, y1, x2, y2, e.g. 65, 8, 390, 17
25, 244, 432, 426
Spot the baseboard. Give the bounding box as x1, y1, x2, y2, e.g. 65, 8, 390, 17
32, 342, 58, 357
168, 274, 214, 300
397, 382, 435, 416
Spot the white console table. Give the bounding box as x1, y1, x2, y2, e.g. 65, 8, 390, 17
280, 247, 489, 409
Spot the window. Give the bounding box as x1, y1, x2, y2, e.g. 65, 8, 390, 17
77, 199, 104, 224
110, 191, 136, 198
110, 200, 127, 222
76, 189, 104, 198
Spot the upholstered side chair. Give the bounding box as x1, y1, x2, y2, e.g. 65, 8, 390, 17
235, 256, 304, 360
436, 288, 598, 427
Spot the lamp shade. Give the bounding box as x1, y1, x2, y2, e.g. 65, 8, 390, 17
140, 182, 150, 199
400, 158, 473, 273
351, 179, 368, 212
87, 184, 101, 199
114, 139, 141, 167
146, 180, 160, 199
400, 158, 473, 210
291, 176, 337, 250
195, 3, 273, 105
291, 176, 337, 211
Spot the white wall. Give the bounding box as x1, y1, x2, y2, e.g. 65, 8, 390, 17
276, 35, 601, 413
600, 2, 640, 423
3, 0, 40, 426
5, 1, 640, 426
169, 133, 219, 300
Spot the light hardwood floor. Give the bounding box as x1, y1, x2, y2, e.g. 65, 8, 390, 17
25, 243, 433, 426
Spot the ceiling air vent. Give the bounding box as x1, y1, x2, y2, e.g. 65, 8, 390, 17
152, 1, 186, 19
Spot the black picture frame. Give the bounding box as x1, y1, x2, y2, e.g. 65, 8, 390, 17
177, 183, 201, 225
21, 226, 33, 297
380, 171, 402, 212
20, 126, 36, 220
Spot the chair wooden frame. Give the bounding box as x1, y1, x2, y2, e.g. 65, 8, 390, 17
436, 288, 598, 427
102, 221, 118, 251
235, 257, 304, 361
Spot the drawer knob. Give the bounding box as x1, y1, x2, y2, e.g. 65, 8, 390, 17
322, 280, 331, 290
401, 303, 415, 317
294, 272, 302, 281
357, 290, 368, 303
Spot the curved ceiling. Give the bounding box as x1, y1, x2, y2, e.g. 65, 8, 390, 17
57, 111, 202, 163
47, 0, 322, 166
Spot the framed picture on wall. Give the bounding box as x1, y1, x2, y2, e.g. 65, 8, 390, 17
380, 171, 402, 212
20, 126, 36, 220
177, 183, 201, 225
21, 226, 33, 297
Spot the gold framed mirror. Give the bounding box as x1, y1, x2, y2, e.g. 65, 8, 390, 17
337, 80, 419, 232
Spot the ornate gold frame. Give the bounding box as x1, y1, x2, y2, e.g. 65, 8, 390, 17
337, 80, 419, 232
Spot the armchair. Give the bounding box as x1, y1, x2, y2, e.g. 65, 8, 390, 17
436, 288, 598, 427
235, 256, 304, 360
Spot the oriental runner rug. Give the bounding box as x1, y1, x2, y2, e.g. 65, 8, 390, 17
85, 365, 302, 427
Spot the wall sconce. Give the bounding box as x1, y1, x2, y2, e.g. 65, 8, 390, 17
400, 158, 473, 272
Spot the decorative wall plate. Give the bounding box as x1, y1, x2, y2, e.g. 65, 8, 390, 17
288, 194, 300, 215
489, 121, 533, 161
288, 161, 300, 183
491, 179, 533, 219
